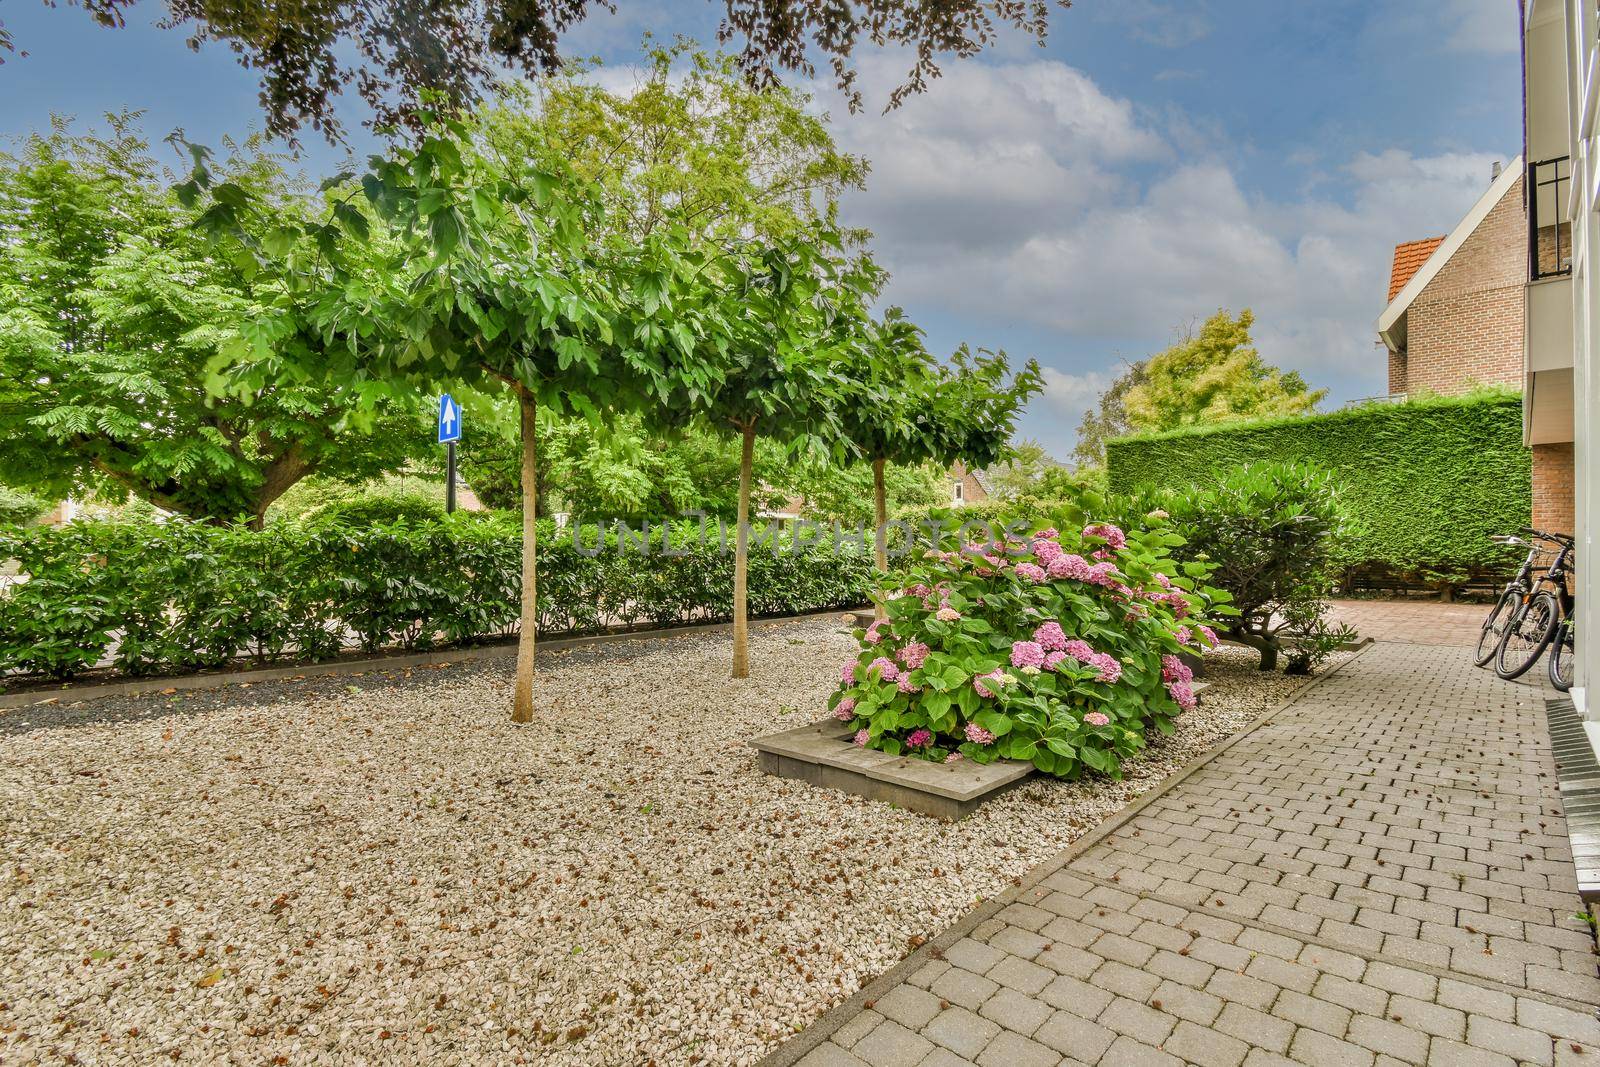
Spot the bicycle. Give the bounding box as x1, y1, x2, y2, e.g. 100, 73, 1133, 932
1475, 531, 1545, 667
1493, 529, 1574, 681
1549, 613, 1575, 691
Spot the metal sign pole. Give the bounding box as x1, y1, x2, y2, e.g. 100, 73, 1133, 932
446, 440, 457, 514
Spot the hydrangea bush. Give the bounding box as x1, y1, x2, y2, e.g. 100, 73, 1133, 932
829, 516, 1232, 779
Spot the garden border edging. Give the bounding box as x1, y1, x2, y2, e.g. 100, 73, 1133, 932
0, 606, 868, 711
757, 641, 1375, 1067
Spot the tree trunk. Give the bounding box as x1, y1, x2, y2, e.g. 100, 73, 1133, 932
512, 386, 539, 723
873, 457, 888, 622
732, 422, 754, 679
1229, 628, 1279, 672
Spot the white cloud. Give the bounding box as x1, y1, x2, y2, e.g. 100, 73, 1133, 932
1441, 0, 1519, 53
1375, 0, 1518, 55
823, 56, 1510, 455
1038, 367, 1112, 421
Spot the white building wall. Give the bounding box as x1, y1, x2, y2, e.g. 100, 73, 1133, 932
1554, 0, 1598, 707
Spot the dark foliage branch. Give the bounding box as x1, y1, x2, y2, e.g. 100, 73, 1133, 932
20, 0, 1068, 141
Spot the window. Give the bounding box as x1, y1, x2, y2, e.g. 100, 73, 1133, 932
952, 481, 964, 504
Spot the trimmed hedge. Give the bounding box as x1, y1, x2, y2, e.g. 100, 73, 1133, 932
1105, 391, 1530, 588
0, 517, 873, 682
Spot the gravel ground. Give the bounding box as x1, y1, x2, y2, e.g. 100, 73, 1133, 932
0, 617, 1349, 1066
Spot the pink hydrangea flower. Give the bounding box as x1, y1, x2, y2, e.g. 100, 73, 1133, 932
1010, 640, 1046, 669
834, 697, 858, 721
1168, 681, 1197, 711
1083, 522, 1127, 550
898, 641, 930, 669
1032, 538, 1064, 565
1044, 650, 1068, 671
973, 669, 1012, 698
1197, 625, 1219, 648
1062, 640, 1122, 684
1034, 621, 1068, 650
867, 656, 900, 682
863, 620, 888, 645
907, 728, 933, 748
1087, 561, 1120, 588
1174, 626, 1193, 646
945, 752, 964, 764
1014, 562, 1048, 584
1035, 527, 1059, 539
1153, 572, 1173, 590
935, 606, 962, 622
841, 661, 858, 686
854, 728, 871, 746
964, 722, 996, 745
1084, 711, 1111, 727
1161, 654, 1193, 685
1047, 553, 1094, 581
897, 673, 922, 694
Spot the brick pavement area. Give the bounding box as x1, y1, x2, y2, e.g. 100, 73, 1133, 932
1326, 598, 1490, 648
774, 625, 1600, 1066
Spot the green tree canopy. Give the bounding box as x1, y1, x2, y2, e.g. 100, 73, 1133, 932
1122, 309, 1325, 433
0, 115, 426, 528
987, 439, 1060, 499
508, 44, 870, 245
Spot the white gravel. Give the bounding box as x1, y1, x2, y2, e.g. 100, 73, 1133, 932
0, 618, 1348, 1065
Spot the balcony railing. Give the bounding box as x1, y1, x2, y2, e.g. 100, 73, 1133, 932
1530, 155, 1572, 280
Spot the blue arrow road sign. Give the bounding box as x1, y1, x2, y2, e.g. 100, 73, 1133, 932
438, 394, 462, 443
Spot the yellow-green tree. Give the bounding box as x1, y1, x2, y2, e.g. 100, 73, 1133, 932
1123, 309, 1324, 433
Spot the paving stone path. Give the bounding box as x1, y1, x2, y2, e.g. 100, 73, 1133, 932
777, 638, 1600, 1066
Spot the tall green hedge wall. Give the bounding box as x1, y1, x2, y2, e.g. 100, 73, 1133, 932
1105, 391, 1531, 587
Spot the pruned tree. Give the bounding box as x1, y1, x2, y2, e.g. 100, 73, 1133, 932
13, 4, 1071, 142
837, 308, 1041, 617
188, 106, 735, 721
697, 236, 869, 677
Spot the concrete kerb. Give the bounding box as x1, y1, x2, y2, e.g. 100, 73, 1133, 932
756, 641, 1375, 1067
0, 606, 869, 711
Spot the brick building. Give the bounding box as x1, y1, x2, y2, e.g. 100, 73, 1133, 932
1377, 160, 1575, 533
947, 461, 990, 507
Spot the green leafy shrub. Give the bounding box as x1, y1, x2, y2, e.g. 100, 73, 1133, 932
1105, 390, 1529, 591
0, 486, 48, 527
302, 492, 444, 529
0, 516, 873, 682
828, 514, 1231, 779
1118, 462, 1351, 671
0, 524, 119, 678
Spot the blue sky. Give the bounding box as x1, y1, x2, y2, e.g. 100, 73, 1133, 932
2, 0, 1523, 457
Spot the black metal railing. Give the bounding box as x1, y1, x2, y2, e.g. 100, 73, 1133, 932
1530, 155, 1572, 280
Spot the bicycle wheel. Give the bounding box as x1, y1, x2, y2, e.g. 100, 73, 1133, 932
1550, 620, 1575, 692
1475, 590, 1520, 667
1495, 590, 1560, 680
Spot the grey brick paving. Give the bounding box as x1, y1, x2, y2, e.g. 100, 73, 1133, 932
780, 639, 1600, 1066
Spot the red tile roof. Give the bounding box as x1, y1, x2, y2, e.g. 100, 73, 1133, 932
1388, 236, 1446, 302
